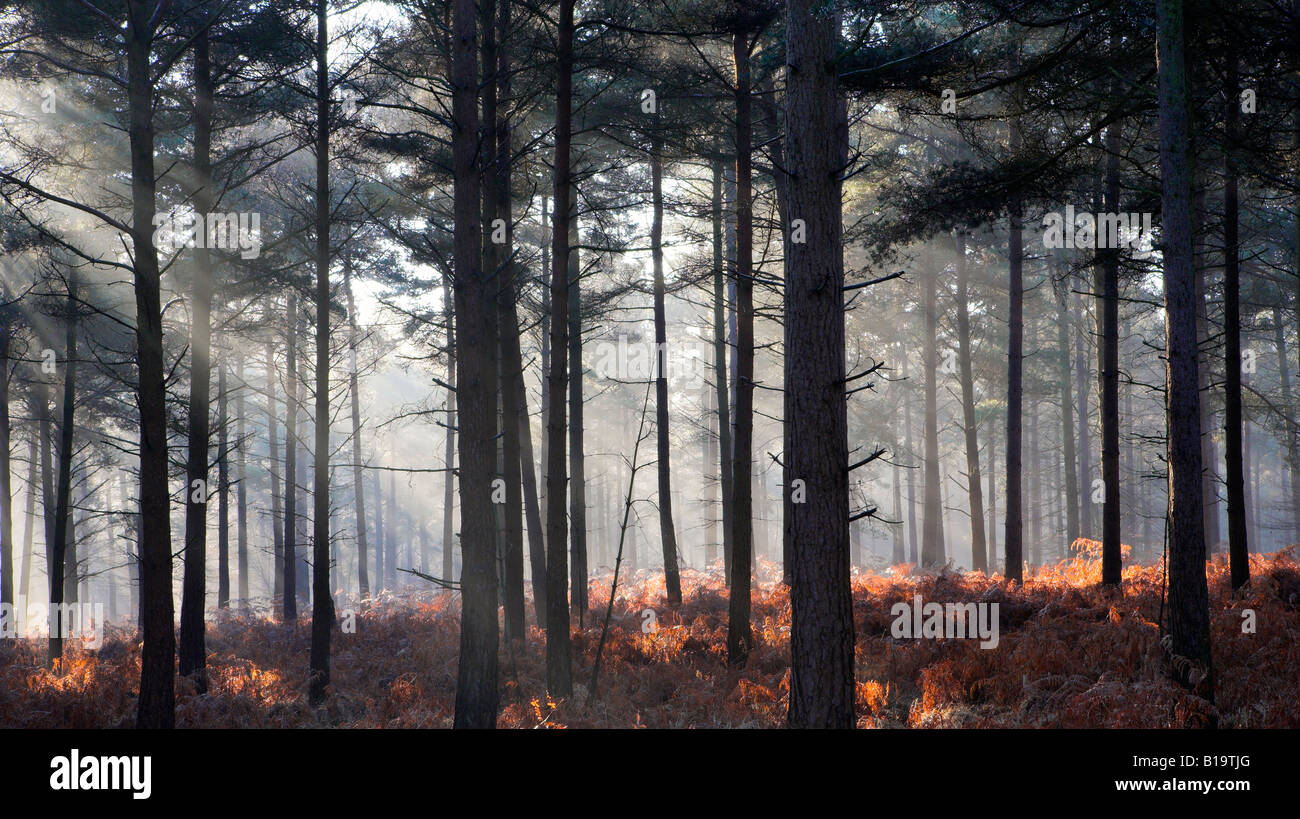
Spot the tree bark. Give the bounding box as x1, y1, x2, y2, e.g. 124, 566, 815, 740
1222, 59, 1249, 591
649, 135, 682, 605
236, 359, 248, 605
308, 0, 334, 706
179, 26, 214, 689
785, 0, 854, 727
1156, 0, 1214, 705
344, 259, 369, 598
711, 154, 733, 578
1099, 116, 1122, 587
544, 0, 575, 698
954, 231, 987, 572
47, 267, 77, 669
217, 359, 230, 609
441, 272, 456, 582
725, 27, 755, 666
283, 293, 299, 621
491, 0, 526, 642
1004, 116, 1025, 584
567, 182, 587, 623
1054, 263, 1080, 550
0, 298, 12, 607
451, 0, 499, 727
921, 244, 944, 567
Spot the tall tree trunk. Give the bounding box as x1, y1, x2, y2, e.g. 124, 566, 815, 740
1029, 394, 1041, 570
538, 195, 550, 530
386, 452, 397, 588
725, 27, 755, 666
344, 260, 370, 598
48, 271, 77, 666
217, 360, 230, 609
891, 429, 904, 564
308, 0, 334, 707
987, 417, 998, 566
441, 272, 456, 582
1074, 288, 1093, 539
649, 136, 683, 605
492, 0, 526, 642
921, 245, 944, 567
1293, 103, 1300, 549
1222, 59, 1249, 591
954, 231, 987, 572
179, 27, 215, 689
236, 359, 249, 605
1273, 306, 1300, 548
266, 342, 284, 600
127, 0, 175, 728
1099, 116, 1122, 587
567, 183, 587, 623
711, 154, 733, 579
20, 437, 37, 603
0, 300, 12, 607
1004, 116, 1025, 584
1195, 202, 1222, 558
1156, 0, 1214, 705
283, 293, 299, 622
544, 0, 576, 698
451, 0, 499, 728
1054, 264, 1080, 549
902, 348, 917, 564
374, 467, 385, 587
785, 0, 853, 727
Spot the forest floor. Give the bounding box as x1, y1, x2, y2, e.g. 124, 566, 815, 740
3, 542, 1298, 728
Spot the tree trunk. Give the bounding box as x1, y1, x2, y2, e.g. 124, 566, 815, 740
649, 136, 683, 605
1222, 60, 1249, 591
1273, 306, 1300, 548
374, 467, 385, 588
308, 0, 334, 706
217, 359, 230, 609
544, 0, 576, 698
344, 260, 370, 598
1054, 264, 1080, 550
567, 183, 588, 623
451, 0, 499, 728
179, 27, 214, 688
921, 245, 944, 567
954, 231, 988, 572
127, 1, 175, 728
1004, 115, 1025, 584
785, 0, 853, 727
283, 293, 299, 621
48, 271, 77, 667
0, 300, 12, 607
236, 359, 249, 605
711, 154, 733, 578
1099, 116, 1122, 587
386, 454, 397, 588
725, 27, 755, 666
20, 437, 37, 603
902, 348, 917, 564
264, 345, 284, 604
441, 272, 456, 582
1074, 287, 1093, 539
491, 0, 526, 642
1156, 0, 1214, 705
